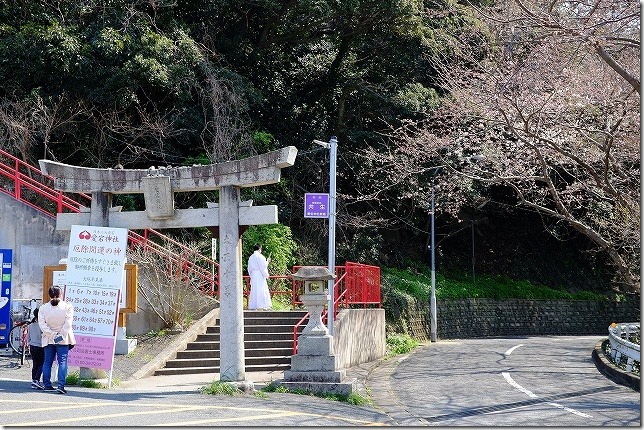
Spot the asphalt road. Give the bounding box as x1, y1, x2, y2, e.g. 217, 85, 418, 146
0, 380, 392, 426
0, 335, 640, 426
372, 335, 640, 426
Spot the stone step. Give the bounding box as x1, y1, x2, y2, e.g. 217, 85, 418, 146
162, 355, 291, 369
176, 346, 292, 360
155, 362, 291, 376
195, 332, 295, 342
241, 316, 309, 326
185, 339, 294, 351
243, 310, 308, 318
205, 324, 304, 334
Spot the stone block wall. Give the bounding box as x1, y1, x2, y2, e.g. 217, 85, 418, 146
390, 298, 640, 340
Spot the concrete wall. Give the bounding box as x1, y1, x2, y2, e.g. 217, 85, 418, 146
0, 192, 69, 301
333, 308, 386, 369
125, 298, 166, 336
388, 298, 641, 341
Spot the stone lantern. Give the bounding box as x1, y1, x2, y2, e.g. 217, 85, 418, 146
280, 266, 355, 395
293, 266, 335, 336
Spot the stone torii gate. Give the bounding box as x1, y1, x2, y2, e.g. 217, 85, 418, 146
39, 146, 297, 385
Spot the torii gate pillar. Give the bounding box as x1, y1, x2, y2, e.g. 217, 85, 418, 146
218, 185, 245, 381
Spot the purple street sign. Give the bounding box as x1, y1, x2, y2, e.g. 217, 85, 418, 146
304, 193, 329, 218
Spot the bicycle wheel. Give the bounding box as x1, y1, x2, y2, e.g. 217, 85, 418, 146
9, 324, 31, 358
9, 324, 25, 356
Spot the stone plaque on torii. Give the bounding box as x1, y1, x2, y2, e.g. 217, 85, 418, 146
39, 146, 297, 386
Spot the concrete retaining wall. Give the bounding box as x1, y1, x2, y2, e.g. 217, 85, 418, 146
389, 298, 641, 341
0, 192, 69, 301
333, 308, 386, 369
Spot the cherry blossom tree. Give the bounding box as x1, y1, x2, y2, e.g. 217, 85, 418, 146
353, 0, 640, 292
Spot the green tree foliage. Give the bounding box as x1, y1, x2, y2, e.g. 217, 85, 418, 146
182, 0, 485, 263
242, 224, 297, 276
0, 0, 480, 214
0, 1, 255, 169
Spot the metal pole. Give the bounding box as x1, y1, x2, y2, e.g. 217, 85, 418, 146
327, 136, 338, 335
471, 220, 476, 286
430, 178, 437, 342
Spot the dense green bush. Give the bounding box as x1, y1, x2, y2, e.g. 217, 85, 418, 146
381, 266, 608, 301
386, 334, 419, 356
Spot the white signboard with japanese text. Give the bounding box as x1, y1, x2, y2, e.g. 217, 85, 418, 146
64, 225, 128, 371
54, 269, 128, 310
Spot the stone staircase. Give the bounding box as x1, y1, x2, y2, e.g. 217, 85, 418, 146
155, 310, 308, 376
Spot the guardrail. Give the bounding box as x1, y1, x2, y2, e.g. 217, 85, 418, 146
608, 322, 640, 373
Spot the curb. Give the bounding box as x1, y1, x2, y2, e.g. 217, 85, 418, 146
592, 339, 640, 392
127, 307, 221, 381
364, 346, 430, 426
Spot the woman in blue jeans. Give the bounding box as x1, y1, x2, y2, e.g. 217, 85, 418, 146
38, 285, 75, 394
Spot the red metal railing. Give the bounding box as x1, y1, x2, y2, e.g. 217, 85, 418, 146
128, 230, 219, 297
0, 149, 91, 215
291, 262, 381, 354
344, 262, 381, 307
0, 148, 220, 297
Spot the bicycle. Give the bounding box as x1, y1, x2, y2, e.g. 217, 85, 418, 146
9, 299, 39, 365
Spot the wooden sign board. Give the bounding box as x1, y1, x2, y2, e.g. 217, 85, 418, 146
43, 264, 138, 314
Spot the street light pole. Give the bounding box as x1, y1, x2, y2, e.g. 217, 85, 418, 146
471, 219, 476, 286
313, 136, 338, 335
428, 165, 443, 343
327, 136, 337, 335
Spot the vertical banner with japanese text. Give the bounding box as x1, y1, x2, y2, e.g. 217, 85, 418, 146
63, 225, 128, 370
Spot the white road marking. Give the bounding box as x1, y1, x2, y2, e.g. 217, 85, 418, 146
502, 372, 592, 418
504, 344, 523, 356
548, 402, 593, 418
1, 398, 387, 427
502, 372, 537, 398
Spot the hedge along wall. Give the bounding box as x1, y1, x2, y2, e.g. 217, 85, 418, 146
387, 298, 641, 341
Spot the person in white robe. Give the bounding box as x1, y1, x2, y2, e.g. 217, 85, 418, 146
247, 243, 272, 310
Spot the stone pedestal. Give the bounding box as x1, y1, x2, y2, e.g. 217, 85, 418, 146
115, 338, 137, 355
283, 334, 346, 381
279, 267, 356, 396
80, 367, 108, 379
280, 331, 355, 395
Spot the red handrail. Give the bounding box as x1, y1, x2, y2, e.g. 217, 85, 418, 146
0, 148, 220, 297
0, 149, 91, 215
